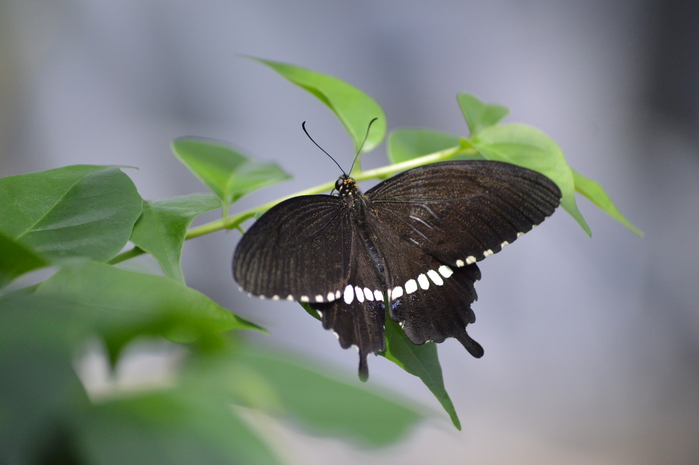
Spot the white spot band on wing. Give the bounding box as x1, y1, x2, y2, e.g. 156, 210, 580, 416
343, 285, 354, 304
427, 269, 444, 285
405, 279, 418, 294
417, 273, 429, 290
355, 285, 365, 303
438, 265, 453, 278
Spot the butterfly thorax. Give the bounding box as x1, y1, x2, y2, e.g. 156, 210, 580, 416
336, 174, 376, 221
334, 175, 387, 280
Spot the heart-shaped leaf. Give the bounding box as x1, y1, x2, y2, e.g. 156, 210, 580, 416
186, 346, 423, 446
172, 138, 290, 216
130, 193, 221, 283
458, 93, 510, 135
0, 294, 92, 464
471, 123, 591, 236
77, 390, 282, 465
387, 128, 461, 164
382, 318, 461, 430
36, 262, 264, 362
0, 165, 143, 261
0, 232, 49, 289
572, 170, 643, 237
253, 57, 387, 154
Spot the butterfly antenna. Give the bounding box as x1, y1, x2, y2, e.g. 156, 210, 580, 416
348, 117, 378, 176
302, 121, 346, 176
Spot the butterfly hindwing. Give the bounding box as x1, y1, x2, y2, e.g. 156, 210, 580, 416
366, 217, 484, 356
391, 264, 484, 357
310, 211, 395, 380
312, 296, 385, 381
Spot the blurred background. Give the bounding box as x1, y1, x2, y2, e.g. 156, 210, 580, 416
1, 1, 698, 464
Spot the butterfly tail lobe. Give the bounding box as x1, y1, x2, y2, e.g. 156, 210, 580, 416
456, 331, 484, 358
358, 354, 369, 382
311, 298, 386, 381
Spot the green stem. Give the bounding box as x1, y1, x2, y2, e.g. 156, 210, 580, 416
108, 246, 146, 265
109, 144, 476, 265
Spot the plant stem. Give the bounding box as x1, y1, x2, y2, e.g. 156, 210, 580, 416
108, 144, 476, 265
108, 246, 146, 265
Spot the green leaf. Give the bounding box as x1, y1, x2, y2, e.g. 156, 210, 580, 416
0, 294, 91, 464
191, 347, 422, 446
298, 302, 321, 321
0, 165, 143, 261
35, 262, 264, 361
0, 232, 49, 288
130, 193, 221, 283
253, 57, 387, 154
387, 128, 461, 164
0, 294, 279, 464
172, 137, 291, 215
77, 391, 282, 465
382, 318, 461, 430
458, 93, 509, 134
470, 123, 591, 236
573, 170, 643, 237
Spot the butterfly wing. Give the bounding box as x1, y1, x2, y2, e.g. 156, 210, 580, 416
310, 229, 388, 381
234, 160, 561, 379
369, 221, 484, 357
233, 195, 353, 302
367, 160, 561, 268
233, 194, 387, 380
366, 160, 561, 352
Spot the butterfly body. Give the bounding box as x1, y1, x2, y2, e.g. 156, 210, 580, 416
233, 160, 561, 379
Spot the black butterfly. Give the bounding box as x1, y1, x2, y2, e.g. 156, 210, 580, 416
233, 160, 561, 380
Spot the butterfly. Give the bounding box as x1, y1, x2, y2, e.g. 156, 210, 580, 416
233, 160, 561, 380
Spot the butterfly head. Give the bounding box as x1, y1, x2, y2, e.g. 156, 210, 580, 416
335, 174, 359, 198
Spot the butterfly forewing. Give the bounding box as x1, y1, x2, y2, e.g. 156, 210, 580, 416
233, 195, 352, 302
366, 161, 561, 268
